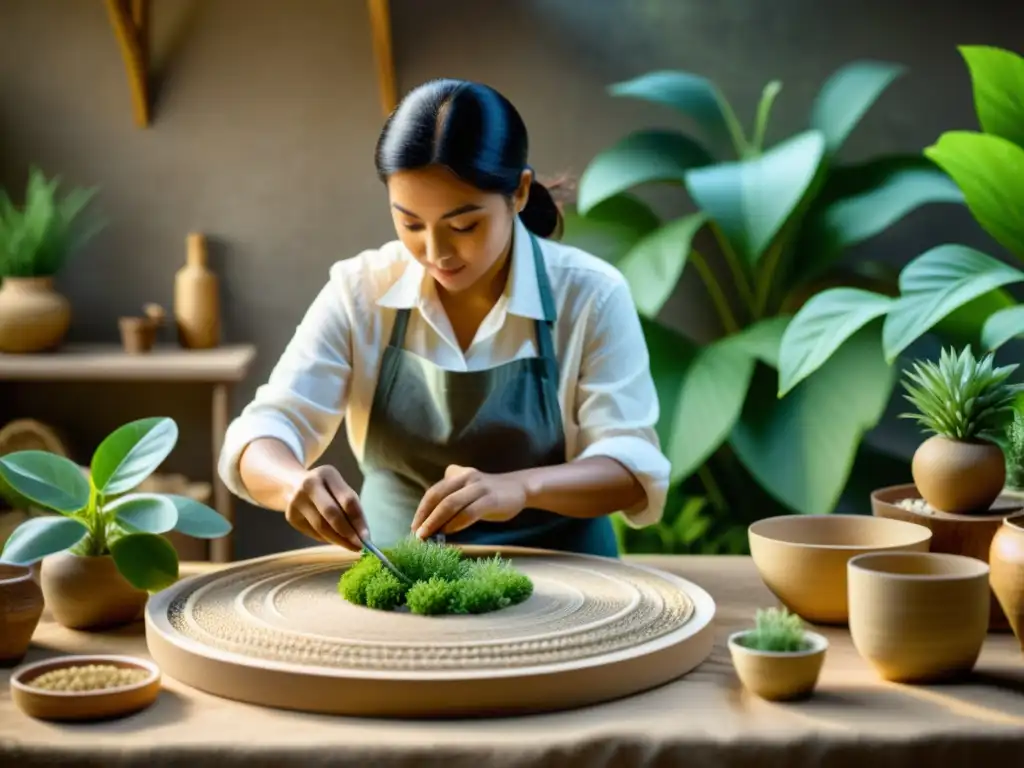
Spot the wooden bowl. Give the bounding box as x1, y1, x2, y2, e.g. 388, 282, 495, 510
748, 514, 932, 625
871, 483, 1024, 632
848, 552, 990, 683
10, 654, 161, 721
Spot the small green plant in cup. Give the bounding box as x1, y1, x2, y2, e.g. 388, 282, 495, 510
735, 607, 810, 651
727, 606, 828, 700
0, 417, 231, 592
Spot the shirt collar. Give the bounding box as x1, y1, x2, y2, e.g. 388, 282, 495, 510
376, 216, 550, 321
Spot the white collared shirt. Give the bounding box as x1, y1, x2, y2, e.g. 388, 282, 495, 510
219, 216, 670, 527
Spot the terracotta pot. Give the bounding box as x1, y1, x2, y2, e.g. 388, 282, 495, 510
40, 552, 148, 631
990, 518, 1024, 651
848, 552, 990, 683
727, 630, 827, 701
912, 435, 1005, 514
0, 276, 71, 353
0, 563, 44, 666
118, 316, 157, 354
871, 483, 1023, 632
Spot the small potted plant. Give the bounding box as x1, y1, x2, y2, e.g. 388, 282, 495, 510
0, 166, 104, 353
0, 417, 231, 630
728, 606, 828, 701
900, 345, 1023, 514
1000, 405, 1024, 501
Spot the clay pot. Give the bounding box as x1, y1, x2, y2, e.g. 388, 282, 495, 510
119, 317, 157, 354
912, 435, 1005, 514
727, 630, 828, 701
0, 276, 71, 353
0, 564, 44, 666
848, 552, 990, 683
40, 552, 147, 630
990, 518, 1024, 651
174, 233, 220, 349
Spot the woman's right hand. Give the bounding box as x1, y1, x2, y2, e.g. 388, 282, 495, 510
284, 465, 370, 551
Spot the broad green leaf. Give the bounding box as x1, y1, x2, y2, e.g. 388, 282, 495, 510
577, 130, 714, 214
91, 417, 179, 497
0, 515, 88, 566
723, 316, 792, 368
882, 244, 1024, 360
685, 130, 826, 266
0, 451, 90, 513
778, 288, 894, 395
924, 131, 1024, 259
560, 194, 661, 265
110, 532, 179, 592
731, 325, 895, 514
107, 493, 179, 534
640, 318, 699, 451
810, 61, 905, 154
609, 70, 742, 154
981, 304, 1024, 351
168, 494, 232, 538
665, 339, 756, 483
618, 213, 708, 317
959, 45, 1024, 148
934, 288, 1016, 347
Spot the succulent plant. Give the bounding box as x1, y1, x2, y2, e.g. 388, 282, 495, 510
739, 607, 809, 652
899, 345, 1023, 443
1004, 406, 1024, 490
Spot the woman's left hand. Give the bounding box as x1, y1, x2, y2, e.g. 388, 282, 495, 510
412, 465, 528, 539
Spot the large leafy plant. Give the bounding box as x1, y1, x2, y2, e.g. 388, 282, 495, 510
0, 166, 103, 278
564, 61, 963, 552
778, 46, 1024, 433
0, 417, 231, 591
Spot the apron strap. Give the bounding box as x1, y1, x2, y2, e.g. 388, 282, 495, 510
388, 307, 413, 348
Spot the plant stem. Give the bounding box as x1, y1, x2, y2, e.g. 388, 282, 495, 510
754, 239, 785, 318
697, 464, 728, 512
690, 249, 740, 334
711, 223, 756, 319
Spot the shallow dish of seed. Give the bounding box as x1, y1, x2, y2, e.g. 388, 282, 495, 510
10, 654, 162, 722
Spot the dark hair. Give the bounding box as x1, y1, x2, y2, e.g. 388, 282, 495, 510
374, 79, 563, 239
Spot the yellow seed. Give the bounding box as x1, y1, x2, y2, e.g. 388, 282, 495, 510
29, 664, 149, 692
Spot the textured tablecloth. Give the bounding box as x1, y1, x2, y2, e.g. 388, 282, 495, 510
2, 555, 1023, 768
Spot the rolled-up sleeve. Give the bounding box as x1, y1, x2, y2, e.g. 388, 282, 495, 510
218, 263, 353, 506
574, 279, 670, 527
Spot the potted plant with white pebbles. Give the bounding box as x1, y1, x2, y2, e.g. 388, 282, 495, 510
0, 417, 232, 630
728, 606, 828, 701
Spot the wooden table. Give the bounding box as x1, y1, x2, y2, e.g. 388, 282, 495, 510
2, 556, 1023, 768
0, 343, 256, 562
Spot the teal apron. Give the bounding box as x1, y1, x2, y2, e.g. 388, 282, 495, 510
357, 232, 619, 557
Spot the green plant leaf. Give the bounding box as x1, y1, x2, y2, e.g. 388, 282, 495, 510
618, 212, 708, 317
90, 417, 179, 497
731, 325, 895, 514
685, 130, 826, 266
110, 532, 179, 592
981, 304, 1024, 351
0, 515, 88, 566
168, 494, 232, 538
924, 131, 1024, 259
107, 493, 179, 534
577, 130, 714, 214
959, 45, 1024, 149
935, 288, 1017, 348
810, 61, 905, 154
671, 496, 711, 546
751, 80, 782, 152
778, 288, 894, 396
560, 194, 661, 265
639, 318, 699, 451
723, 316, 792, 368
882, 244, 1024, 361
665, 338, 756, 483
609, 70, 743, 154
0, 451, 90, 513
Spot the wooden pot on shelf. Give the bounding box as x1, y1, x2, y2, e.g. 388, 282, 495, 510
0, 276, 71, 353
871, 483, 1023, 632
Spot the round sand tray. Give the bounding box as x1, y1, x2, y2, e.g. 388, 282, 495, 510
145, 545, 716, 718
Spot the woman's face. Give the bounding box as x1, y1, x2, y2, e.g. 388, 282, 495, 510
387, 164, 531, 294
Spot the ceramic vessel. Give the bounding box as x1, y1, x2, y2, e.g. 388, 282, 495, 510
173, 233, 220, 349
871, 483, 1022, 632
0, 564, 44, 666
0, 276, 71, 353
912, 435, 1005, 514
748, 514, 932, 624
727, 630, 827, 701
990, 517, 1024, 651
40, 552, 147, 630
847, 552, 990, 683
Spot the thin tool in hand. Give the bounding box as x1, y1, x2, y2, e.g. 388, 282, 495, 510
351, 525, 411, 585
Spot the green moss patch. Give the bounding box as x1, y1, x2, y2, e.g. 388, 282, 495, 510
338, 538, 533, 616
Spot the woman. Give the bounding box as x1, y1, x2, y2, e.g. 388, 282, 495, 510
218, 78, 670, 558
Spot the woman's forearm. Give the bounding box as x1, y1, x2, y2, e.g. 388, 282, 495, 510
513, 457, 646, 519
237, 438, 308, 511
